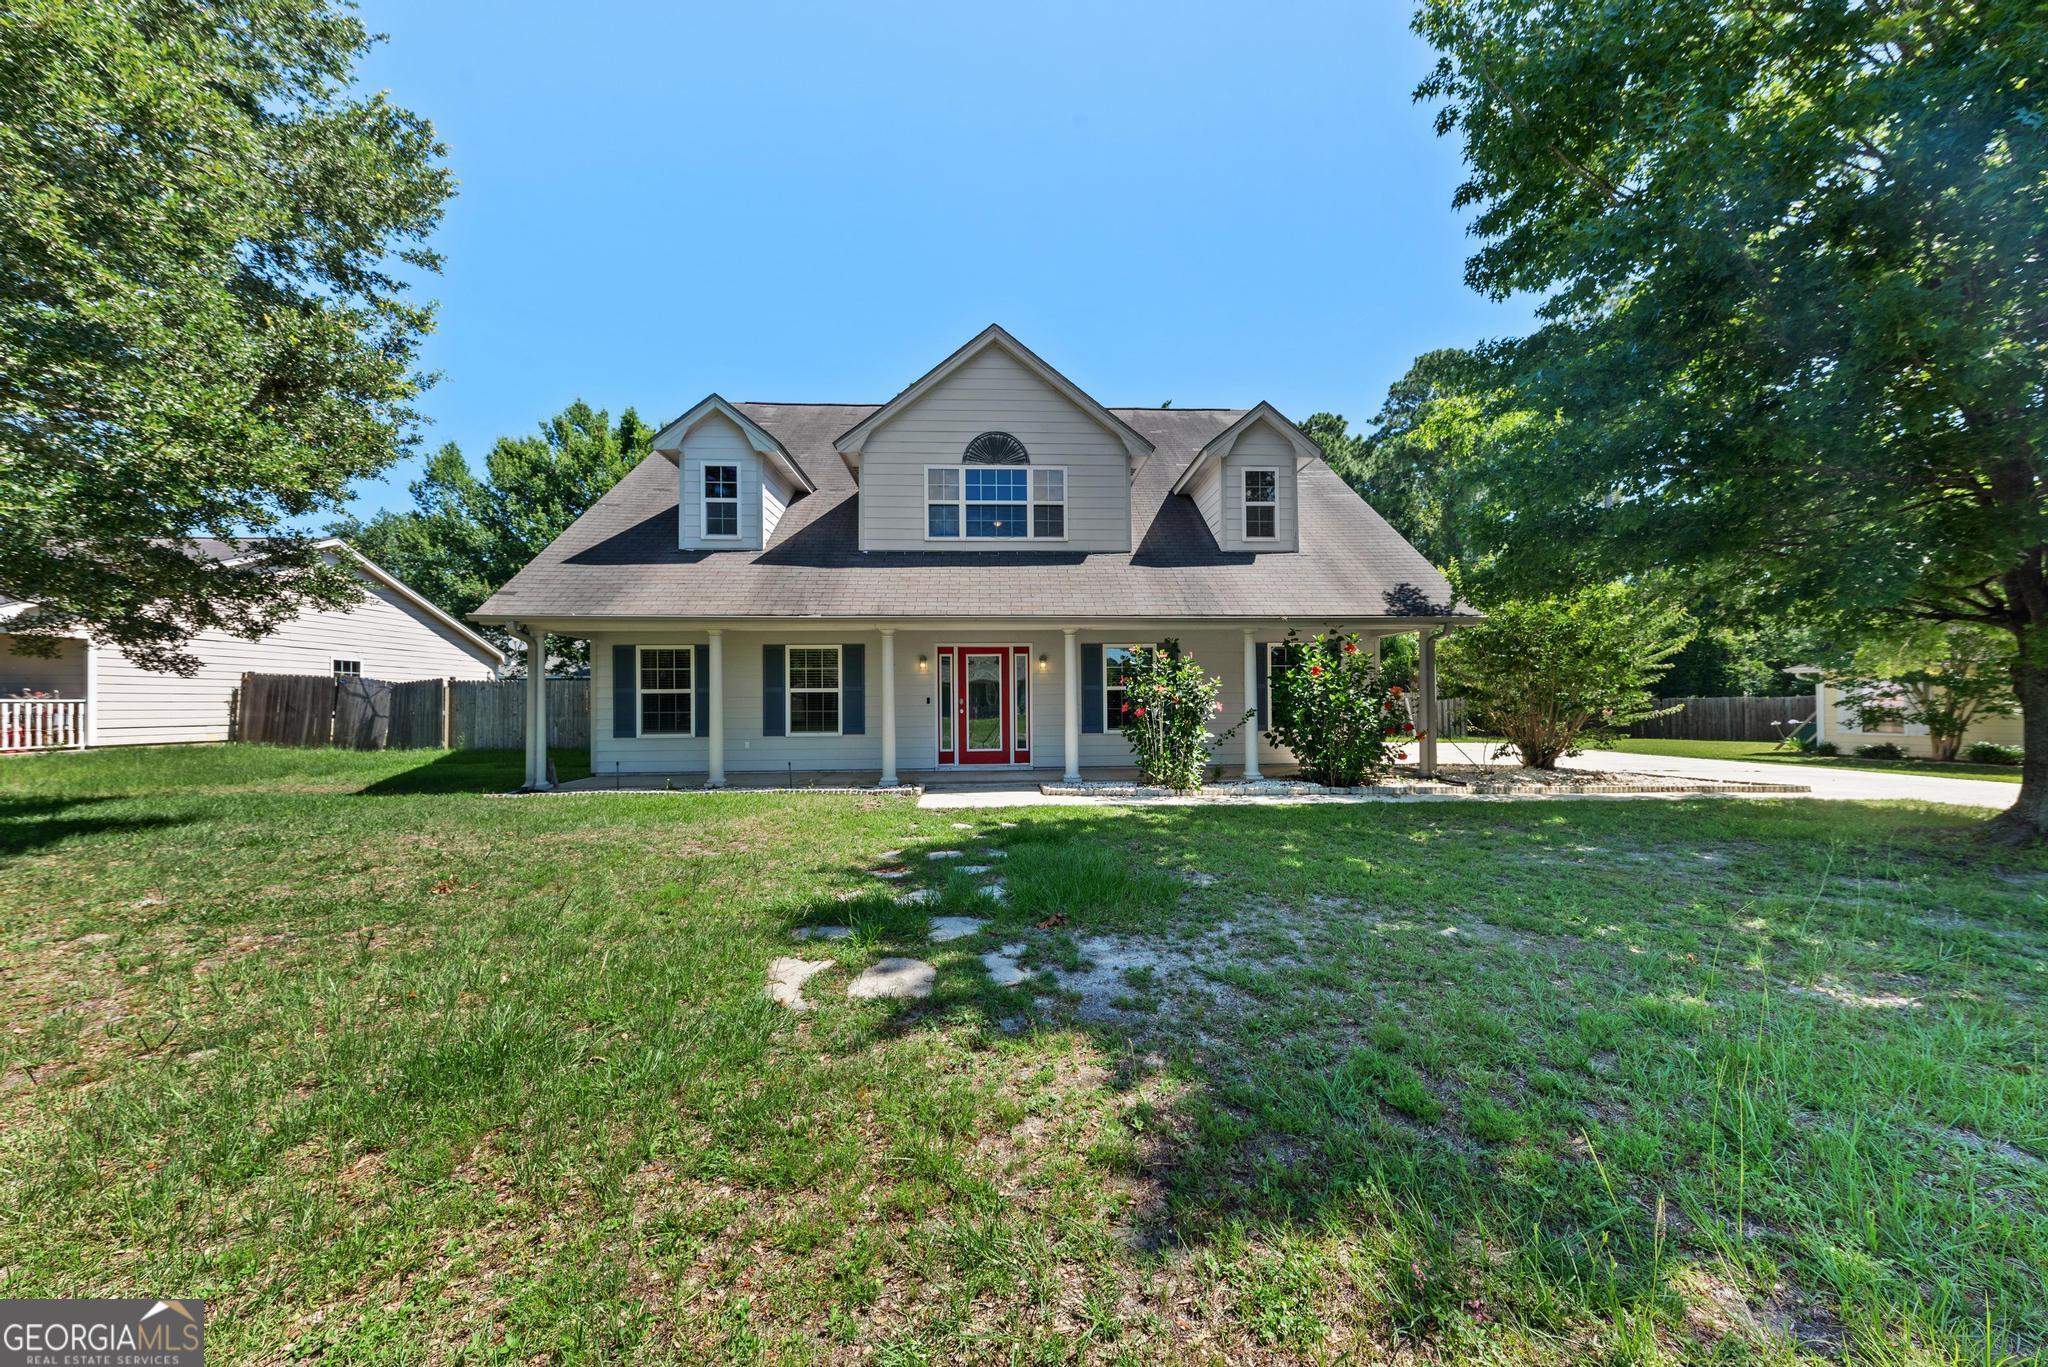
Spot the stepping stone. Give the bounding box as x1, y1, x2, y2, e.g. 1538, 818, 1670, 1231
956, 864, 994, 874
897, 888, 938, 905
929, 916, 987, 942
928, 850, 964, 860
951, 822, 975, 830
983, 943, 1032, 987
980, 849, 1008, 859
983, 879, 1008, 904
879, 849, 903, 860
997, 821, 1019, 828
847, 957, 935, 1000
765, 957, 833, 1011
792, 925, 852, 942
871, 865, 912, 879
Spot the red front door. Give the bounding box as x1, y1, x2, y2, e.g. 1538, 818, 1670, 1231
956, 648, 1010, 763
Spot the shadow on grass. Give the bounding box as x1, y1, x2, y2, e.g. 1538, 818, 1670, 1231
352, 747, 591, 796
0, 795, 194, 860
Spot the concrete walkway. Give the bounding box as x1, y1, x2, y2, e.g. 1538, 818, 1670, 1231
1441, 741, 2016, 812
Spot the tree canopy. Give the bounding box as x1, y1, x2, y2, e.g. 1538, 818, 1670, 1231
1413, 0, 2048, 835
336, 401, 652, 661
0, 0, 451, 673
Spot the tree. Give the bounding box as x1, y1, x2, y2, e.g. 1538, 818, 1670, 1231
0, 0, 451, 673
1300, 348, 1527, 571
1837, 625, 2017, 763
1411, 1, 2048, 837
336, 402, 653, 662
1439, 583, 1695, 767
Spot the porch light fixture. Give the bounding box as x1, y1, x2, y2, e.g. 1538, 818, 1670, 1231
916, 654, 929, 672
1037, 653, 1050, 672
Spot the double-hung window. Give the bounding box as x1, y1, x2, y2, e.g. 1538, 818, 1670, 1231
788, 646, 841, 734
1243, 469, 1278, 540
703, 464, 740, 538
639, 647, 693, 735
1103, 645, 1139, 731
332, 659, 362, 678
926, 466, 1067, 539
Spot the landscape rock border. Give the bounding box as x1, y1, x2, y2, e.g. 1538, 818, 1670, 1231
1041, 774, 1810, 800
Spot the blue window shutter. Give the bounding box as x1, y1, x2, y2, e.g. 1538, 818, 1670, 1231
1256, 642, 1270, 731
762, 644, 785, 737
842, 643, 865, 735
693, 644, 710, 737
612, 644, 637, 738
1081, 643, 1103, 734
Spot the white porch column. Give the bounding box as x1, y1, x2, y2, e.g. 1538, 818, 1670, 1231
707, 629, 726, 787
1062, 628, 1081, 783
1812, 676, 1828, 746
878, 628, 898, 786
525, 626, 552, 789
1241, 629, 1263, 781
83, 641, 99, 747
1418, 628, 1440, 777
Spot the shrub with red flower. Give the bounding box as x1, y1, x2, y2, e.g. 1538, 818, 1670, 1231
1265, 630, 1409, 786
1116, 639, 1249, 790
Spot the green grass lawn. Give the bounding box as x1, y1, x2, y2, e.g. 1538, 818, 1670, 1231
1596, 737, 2026, 784
2, 745, 2045, 1364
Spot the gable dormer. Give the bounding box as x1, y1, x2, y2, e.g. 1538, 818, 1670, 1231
652, 395, 814, 551
833, 326, 1153, 554
1171, 402, 1320, 553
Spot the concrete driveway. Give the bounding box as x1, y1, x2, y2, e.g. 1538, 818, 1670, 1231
1438, 741, 2017, 811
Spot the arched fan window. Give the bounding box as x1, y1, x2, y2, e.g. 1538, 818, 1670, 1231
962, 431, 1029, 465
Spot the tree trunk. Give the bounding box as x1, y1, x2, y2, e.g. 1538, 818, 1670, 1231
1986, 659, 2048, 842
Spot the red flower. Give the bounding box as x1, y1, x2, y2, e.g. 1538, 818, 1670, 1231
1309, 665, 1323, 677
1343, 640, 1358, 654
1389, 685, 1404, 696
1134, 706, 1146, 718
1402, 722, 1414, 733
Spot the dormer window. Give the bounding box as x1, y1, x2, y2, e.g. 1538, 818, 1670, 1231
926, 466, 1067, 540
703, 464, 740, 537
1243, 469, 1278, 540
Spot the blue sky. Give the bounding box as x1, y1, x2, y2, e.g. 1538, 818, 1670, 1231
342, 0, 1535, 519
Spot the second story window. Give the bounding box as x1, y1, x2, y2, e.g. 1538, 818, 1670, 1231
1243, 469, 1278, 540
926, 466, 1067, 540
703, 464, 740, 537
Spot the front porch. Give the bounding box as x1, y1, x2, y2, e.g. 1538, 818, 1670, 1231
510, 620, 1451, 792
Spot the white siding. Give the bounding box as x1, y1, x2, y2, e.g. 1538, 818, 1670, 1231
1188, 459, 1224, 544
588, 625, 1362, 776
678, 415, 765, 550
0, 635, 87, 697
857, 347, 1132, 552
1219, 422, 1299, 553
1816, 679, 2023, 758
91, 576, 497, 746
761, 468, 793, 544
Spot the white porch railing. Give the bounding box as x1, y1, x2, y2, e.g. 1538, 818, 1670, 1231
1, 699, 87, 752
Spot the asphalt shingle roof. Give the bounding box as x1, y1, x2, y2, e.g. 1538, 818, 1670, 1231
475, 404, 1466, 624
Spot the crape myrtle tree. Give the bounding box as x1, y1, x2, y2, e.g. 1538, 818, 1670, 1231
334, 402, 653, 665
0, 0, 452, 673
1836, 623, 2017, 763
1413, 0, 2048, 839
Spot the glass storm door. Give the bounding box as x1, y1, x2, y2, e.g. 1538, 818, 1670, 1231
960, 649, 1009, 762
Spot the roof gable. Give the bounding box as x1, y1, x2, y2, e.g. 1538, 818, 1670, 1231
1169, 401, 1324, 496
833, 326, 1155, 466
653, 394, 816, 493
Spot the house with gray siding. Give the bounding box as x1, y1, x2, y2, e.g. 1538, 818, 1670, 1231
476, 325, 1474, 788
1, 539, 504, 751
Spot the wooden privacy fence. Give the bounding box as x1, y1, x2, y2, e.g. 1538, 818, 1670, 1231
1626, 695, 1812, 742
235, 673, 589, 751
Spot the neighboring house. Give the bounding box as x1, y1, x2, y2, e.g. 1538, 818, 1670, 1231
1805, 674, 2022, 759
476, 325, 1475, 788
1, 539, 505, 750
